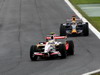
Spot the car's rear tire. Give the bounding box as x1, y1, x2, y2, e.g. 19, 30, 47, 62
30, 45, 38, 61
60, 24, 66, 36
83, 22, 89, 36
58, 44, 66, 59
67, 40, 74, 55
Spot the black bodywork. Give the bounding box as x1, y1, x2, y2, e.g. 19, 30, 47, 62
60, 21, 89, 36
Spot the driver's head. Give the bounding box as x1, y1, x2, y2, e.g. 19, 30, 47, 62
50, 32, 55, 35
72, 15, 76, 22
50, 32, 55, 40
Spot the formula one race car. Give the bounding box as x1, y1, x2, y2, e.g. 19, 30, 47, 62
60, 16, 89, 36
30, 33, 74, 61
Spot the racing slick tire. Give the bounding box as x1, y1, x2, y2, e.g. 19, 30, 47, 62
60, 24, 66, 36
83, 22, 89, 36
58, 44, 66, 59
67, 40, 74, 55
30, 45, 38, 61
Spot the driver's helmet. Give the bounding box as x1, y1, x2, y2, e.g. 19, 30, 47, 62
72, 15, 76, 22
50, 32, 56, 40
50, 32, 55, 35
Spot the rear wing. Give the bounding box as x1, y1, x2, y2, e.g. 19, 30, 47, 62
46, 36, 67, 40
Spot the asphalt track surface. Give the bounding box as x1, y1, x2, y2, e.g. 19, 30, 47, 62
0, 0, 100, 75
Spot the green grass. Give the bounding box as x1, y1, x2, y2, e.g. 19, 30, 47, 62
70, 0, 100, 4
90, 17, 100, 31
69, 0, 100, 31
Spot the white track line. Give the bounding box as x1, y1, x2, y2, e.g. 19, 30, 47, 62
64, 0, 100, 39
82, 69, 100, 75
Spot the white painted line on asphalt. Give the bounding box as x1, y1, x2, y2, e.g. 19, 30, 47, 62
64, 0, 100, 39
82, 69, 100, 75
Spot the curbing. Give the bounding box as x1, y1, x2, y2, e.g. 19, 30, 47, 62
64, 0, 100, 39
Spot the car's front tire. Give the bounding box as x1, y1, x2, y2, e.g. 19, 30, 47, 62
30, 45, 38, 61
58, 44, 66, 59
67, 40, 74, 55
83, 22, 89, 36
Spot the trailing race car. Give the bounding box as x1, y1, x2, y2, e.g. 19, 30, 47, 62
60, 16, 89, 36
30, 33, 74, 61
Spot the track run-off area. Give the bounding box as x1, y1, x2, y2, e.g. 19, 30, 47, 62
0, 0, 100, 75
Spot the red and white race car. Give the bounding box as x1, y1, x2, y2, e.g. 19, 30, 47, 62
30, 33, 74, 61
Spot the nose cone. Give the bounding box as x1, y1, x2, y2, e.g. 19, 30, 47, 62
44, 44, 50, 53
72, 29, 77, 33
44, 50, 48, 53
